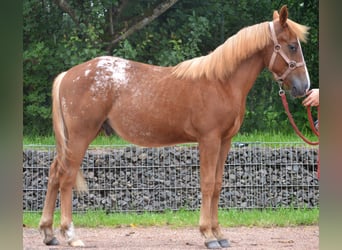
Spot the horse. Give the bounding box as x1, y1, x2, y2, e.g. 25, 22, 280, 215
39, 5, 310, 249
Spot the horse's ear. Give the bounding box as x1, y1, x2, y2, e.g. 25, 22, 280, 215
273, 10, 279, 20
279, 5, 288, 27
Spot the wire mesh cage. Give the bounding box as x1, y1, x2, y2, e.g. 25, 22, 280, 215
23, 142, 319, 212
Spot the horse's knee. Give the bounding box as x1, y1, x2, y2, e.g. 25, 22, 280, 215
59, 170, 78, 189
201, 181, 215, 196
47, 160, 60, 185
202, 179, 222, 196
213, 182, 222, 196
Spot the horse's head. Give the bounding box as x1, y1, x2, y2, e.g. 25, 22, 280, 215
266, 5, 310, 97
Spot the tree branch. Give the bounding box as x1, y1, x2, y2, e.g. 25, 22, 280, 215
53, 0, 79, 26
107, 0, 179, 53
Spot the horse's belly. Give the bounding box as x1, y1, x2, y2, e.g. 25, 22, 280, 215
109, 111, 193, 147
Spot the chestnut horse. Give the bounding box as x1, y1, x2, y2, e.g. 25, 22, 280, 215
39, 6, 310, 249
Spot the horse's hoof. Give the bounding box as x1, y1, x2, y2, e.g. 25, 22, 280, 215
68, 239, 85, 247
44, 236, 59, 246
205, 240, 221, 249
218, 239, 230, 248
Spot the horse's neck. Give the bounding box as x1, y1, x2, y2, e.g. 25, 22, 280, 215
225, 53, 265, 96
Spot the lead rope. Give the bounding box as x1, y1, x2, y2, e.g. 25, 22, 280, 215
307, 106, 319, 137
279, 90, 320, 178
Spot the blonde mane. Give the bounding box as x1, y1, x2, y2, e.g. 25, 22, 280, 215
172, 19, 309, 82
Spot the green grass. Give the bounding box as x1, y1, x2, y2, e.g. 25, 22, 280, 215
23, 134, 128, 146
23, 208, 318, 229
23, 131, 318, 146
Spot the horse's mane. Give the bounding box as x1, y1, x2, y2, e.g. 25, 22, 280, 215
172, 19, 309, 82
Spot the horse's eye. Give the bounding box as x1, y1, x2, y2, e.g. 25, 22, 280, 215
288, 44, 297, 52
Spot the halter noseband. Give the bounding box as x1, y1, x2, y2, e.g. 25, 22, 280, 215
268, 22, 305, 88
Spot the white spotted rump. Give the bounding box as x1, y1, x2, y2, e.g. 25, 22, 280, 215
90, 56, 131, 99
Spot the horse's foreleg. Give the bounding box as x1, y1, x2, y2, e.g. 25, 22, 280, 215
211, 139, 231, 248
198, 135, 222, 249
39, 159, 60, 245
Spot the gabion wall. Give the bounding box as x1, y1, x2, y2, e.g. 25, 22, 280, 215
23, 142, 319, 212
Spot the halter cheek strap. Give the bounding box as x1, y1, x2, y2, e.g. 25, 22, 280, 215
268, 22, 305, 86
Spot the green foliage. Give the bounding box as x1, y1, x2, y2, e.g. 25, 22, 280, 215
23, 0, 318, 136
60, 24, 103, 67
23, 0, 104, 135
23, 41, 55, 135
113, 40, 138, 60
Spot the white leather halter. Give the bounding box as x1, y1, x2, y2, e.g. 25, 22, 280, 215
268, 21, 308, 87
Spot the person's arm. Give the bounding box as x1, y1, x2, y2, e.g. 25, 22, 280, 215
302, 88, 319, 107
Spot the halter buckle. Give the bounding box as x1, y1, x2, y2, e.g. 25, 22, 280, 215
289, 61, 297, 69
274, 44, 281, 51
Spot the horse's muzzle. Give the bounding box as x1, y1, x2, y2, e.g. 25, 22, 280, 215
290, 77, 309, 98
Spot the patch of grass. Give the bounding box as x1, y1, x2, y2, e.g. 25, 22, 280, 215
23, 208, 319, 229
23, 135, 128, 146
219, 208, 319, 227
23, 131, 317, 146
232, 131, 315, 143
23, 135, 56, 146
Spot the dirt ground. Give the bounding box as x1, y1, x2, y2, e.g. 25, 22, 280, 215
23, 225, 318, 250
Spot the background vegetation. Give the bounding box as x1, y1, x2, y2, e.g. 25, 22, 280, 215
23, 0, 318, 136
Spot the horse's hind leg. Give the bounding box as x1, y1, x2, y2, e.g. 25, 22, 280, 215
39, 159, 60, 245
58, 134, 97, 247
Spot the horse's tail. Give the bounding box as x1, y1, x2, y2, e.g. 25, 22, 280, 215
52, 72, 88, 193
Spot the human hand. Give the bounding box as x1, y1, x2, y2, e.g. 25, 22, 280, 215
302, 88, 319, 107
